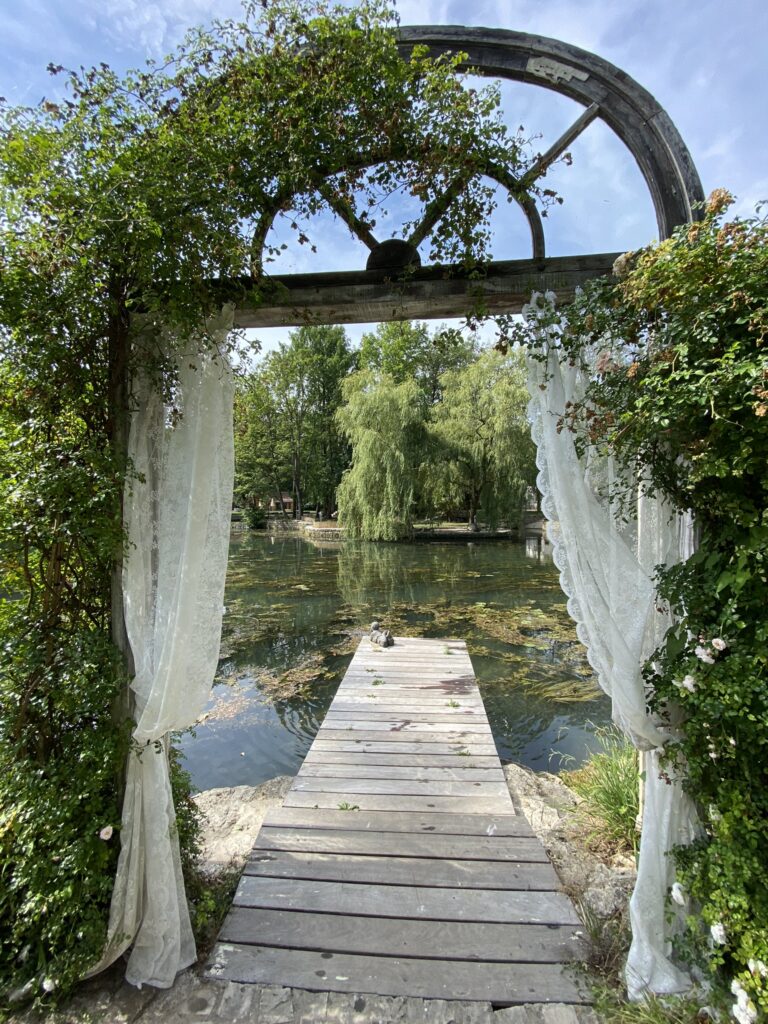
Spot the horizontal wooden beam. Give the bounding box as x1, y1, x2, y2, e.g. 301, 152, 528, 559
225, 252, 618, 328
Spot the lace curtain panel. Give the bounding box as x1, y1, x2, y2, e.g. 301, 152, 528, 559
90, 308, 235, 988
524, 295, 700, 999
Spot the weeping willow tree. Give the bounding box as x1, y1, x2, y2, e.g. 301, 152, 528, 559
426, 349, 537, 528
336, 371, 428, 540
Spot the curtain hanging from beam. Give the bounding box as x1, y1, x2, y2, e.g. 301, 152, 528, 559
89, 306, 235, 988
524, 292, 700, 999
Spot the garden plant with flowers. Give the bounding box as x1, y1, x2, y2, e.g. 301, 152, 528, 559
520, 191, 768, 1019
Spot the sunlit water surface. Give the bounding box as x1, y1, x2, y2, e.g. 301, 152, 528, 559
179, 530, 611, 790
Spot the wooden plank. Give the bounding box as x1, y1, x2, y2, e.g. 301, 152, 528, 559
325, 710, 489, 723
321, 718, 491, 732
218, 907, 586, 963
299, 764, 506, 782
303, 752, 501, 769
261, 807, 533, 837
331, 692, 485, 705
338, 681, 478, 693
243, 850, 560, 890
358, 637, 465, 649
339, 683, 477, 692
350, 654, 469, 662
319, 733, 499, 749
329, 706, 488, 718
284, 791, 511, 813
255, 827, 545, 860
206, 943, 590, 1004
234, 876, 581, 925
346, 668, 470, 676
291, 777, 510, 798
344, 660, 468, 667
337, 688, 477, 697
331, 700, 487, 708
340, 684, 473, 691
342, 679, 479, 688
354, 651, 468, 660
311, 740, 498, 756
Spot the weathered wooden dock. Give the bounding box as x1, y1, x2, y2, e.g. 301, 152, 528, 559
207, 637, 587, 1006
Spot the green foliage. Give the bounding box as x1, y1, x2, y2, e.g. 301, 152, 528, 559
0, 631, 128, 1004
562, 726, 640, 856
336, 370, 427, 540
0, 314, 129, 1004
243, 505, 267, 529
524, 193, 768, 1012
235, 325, 356, 516
359, 321, 476, 403
337, 329, 535, 538
426, 348, 537, 528
591, 987, 702, 1024
234, 372, 292, 515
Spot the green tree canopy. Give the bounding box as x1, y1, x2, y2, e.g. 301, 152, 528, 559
236, 325, 356, 516
359, 320, 477, 403
426, 349, 536, 528
336, 370, 428, 540
335, 340, 536, 538
234, 371, 291, 514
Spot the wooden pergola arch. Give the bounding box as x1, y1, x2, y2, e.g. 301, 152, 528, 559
229, 26, 705, 330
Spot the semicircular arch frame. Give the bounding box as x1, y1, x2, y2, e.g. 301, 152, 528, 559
229, 26, 705, 328
397, 26, 705, 242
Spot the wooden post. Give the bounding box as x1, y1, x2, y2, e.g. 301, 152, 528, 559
106, 294, 136, 733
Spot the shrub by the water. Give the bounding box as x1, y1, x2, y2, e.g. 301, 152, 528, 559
0, 633, 128, 1005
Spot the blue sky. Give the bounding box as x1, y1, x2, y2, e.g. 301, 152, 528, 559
2, 0, 766, 354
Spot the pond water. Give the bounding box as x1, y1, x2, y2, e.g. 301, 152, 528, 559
178, 529, 612, 791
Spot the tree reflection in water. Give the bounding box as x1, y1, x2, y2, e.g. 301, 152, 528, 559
178, 532, 611, 790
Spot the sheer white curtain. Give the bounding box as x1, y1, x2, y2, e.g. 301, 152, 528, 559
524, 293, 700, 998
91, 307, 235, 988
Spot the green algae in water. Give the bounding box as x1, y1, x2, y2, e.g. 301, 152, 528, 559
178, 531, 611, 790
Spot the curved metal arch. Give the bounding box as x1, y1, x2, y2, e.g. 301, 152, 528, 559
397, 26, 705, 240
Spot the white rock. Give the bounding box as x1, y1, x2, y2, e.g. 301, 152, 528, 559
192, 776, 294, 870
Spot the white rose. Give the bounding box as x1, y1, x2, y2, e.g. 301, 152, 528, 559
710, 922, 727, 945
733, 999, 757, 1024
670, 882, 686, 906
99, 825, 114, 841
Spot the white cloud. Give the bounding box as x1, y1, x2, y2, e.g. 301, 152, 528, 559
1, 0, 765, 272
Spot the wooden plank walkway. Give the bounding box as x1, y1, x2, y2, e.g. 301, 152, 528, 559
207, 637, 588, 1006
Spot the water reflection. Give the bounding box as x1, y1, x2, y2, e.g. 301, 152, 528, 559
525, 533, 553, 561
179, 531, 610, 790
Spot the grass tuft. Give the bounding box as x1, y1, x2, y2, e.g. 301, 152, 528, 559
591, 985, 704, 1024
562, 725, 640, 856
